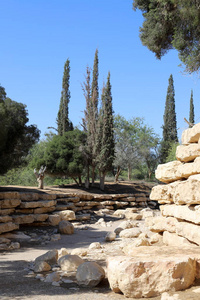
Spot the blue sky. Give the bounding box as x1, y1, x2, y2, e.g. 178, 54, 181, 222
1, 0, 200, 141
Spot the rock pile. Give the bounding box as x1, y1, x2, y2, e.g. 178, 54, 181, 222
150, 122, 200, 247
106, 123, 200, 298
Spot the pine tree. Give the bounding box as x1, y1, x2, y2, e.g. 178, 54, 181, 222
160, 74, 178, 163
189, 89, 195, 127
98, 72, 115, 190
57, 59, 73, 136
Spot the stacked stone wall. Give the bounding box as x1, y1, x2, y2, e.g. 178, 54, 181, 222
150, 122, 200, 246
0, 189, 151, 235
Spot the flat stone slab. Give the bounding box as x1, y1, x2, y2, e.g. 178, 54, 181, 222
107, 246, 200, 298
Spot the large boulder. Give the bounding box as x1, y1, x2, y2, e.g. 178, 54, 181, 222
107, 246, 197, 298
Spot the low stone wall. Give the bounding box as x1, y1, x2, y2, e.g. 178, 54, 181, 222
0, 190, 152, 235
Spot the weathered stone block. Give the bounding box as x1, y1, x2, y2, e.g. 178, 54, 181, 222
161, 204, 200, 224
20, 199, 56, 209
12, 215, 35, 224
33, 206, 55, 214
163, 231, 195, 247
0, 199, 21, 209
181, 123, 200, 144
145, 216, 177, 233
0, 216, 12, 223
107, 254, 196, 298
0, 222, 19, 234
176, 143, 200, 162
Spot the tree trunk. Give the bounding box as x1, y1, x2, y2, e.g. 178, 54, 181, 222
128, 164, 132, 180
91, 165, 95, 186
100, 172, 106, 191
115, 166, 121, 183
72, 177, 79, 186
78, 176, 82, 186
85, 165, 90, 188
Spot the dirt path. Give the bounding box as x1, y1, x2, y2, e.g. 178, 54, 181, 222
0, 218, 164, 300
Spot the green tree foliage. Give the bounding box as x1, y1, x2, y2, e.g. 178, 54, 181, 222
133, 0, 200, 73
30, 129, 86, 185
189, 89, 195, 127
0, 86, 40, 174
57, 59, 73, 135
114, 115, 160, 180
160, 75, 178, 163
166, 142, 179, 163
97, 72, 115, 190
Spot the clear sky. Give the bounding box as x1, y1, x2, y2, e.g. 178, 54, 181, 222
1, 0, 200, 141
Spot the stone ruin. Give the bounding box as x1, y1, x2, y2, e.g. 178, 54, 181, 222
106, 123, 200, 298
4, 124, 200, 299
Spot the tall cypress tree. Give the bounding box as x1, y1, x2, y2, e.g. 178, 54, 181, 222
189, 89, 195, 127
160, 74, 178, 163
57, 59, 73, 136
90, 49, 99, 185
98, 72, 115, 190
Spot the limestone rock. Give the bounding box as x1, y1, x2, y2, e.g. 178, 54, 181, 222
176, 143, 200, 162
55, 210, 76, 221
150, 233, 163, 244
58, 254, 84, 272
123, 238, 150, 254
150, 182, 179, 204
20, 200, 56, 209
71, 248, 88, 257
125, 212, 142, 220
0, 215, 12, 223
35, 249, 58, 266
76, 261, 105, 287
89, 242, 102, 250
145, 216, 177, 233
0, 199, 21, 209
119, 227, 141, 238
161, 292, 180, 300
48, 214, 61, 226
58, 220, 74, 235
105, 232, 116, 242
155, 161, 182, 183
34, 261, 51, 273
163, 231, 195, 247
175, 221, 200, 246
45, 272, 60, 282
107, 254, 196, 298
181, 123, 200, 144
173, 175, 200, 205
0, 222, 19, 234
12, 215, 35, 224
58, 247, 69, 258
161, 204, 200, 224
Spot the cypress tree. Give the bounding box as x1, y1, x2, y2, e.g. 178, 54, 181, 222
161, 74, 178, 163
98, 72, 115, 190
57, 59, 73, 136
90, 49, 99, 185
189, 89, 195, 127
